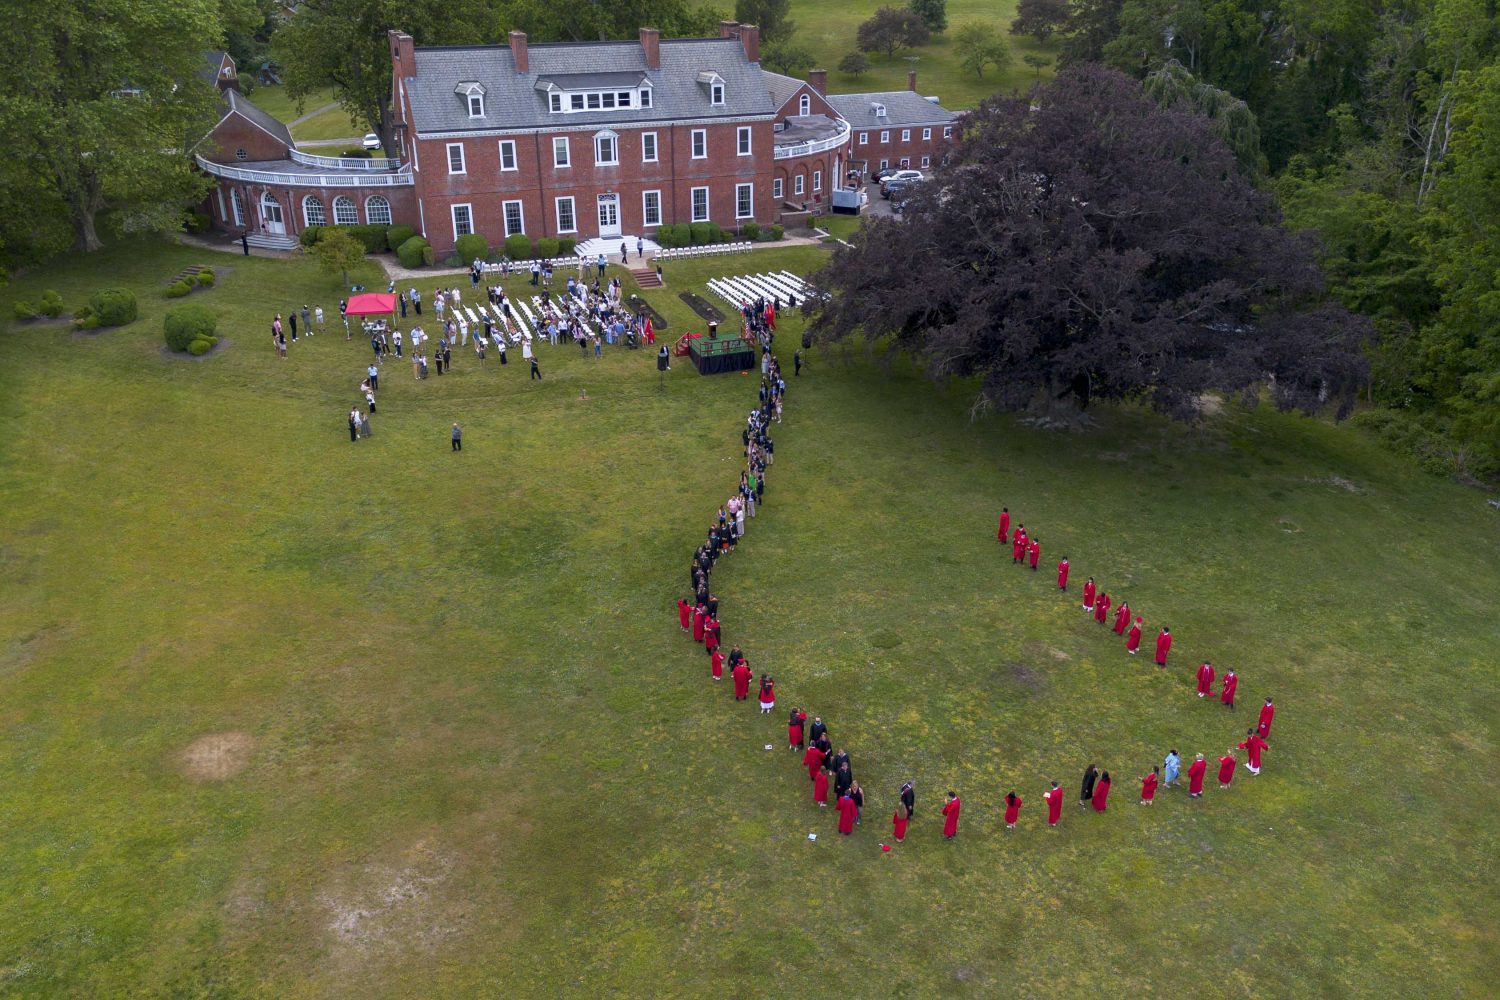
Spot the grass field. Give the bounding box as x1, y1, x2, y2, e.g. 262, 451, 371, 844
244, 83, 365, 144
0, 239, 1497, 997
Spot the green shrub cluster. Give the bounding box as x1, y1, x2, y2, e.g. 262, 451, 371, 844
690, 221, 725, 245
71, 305, 98, 330
396, 235, 429, 268
89, 288, 138, 327
184, 210, 212, 234
14, 289, 64, 319
386, 224, 415, 251
163, 303, 219, 354
503, 234, 531, 260
340, 148, 373, 159
1350, 409, 1499, 481
535, 237, 560, 259
421, 244, 436, 266
12, 300, 37, 319
299, 225, 324, 248
557, 237, 576, 256
299, 224, 385, 254
656, 223, 691, 248
454, 232, 488, 262
195, 270, 215, 287
165, 281, 192, 298
769, 224, 785, 241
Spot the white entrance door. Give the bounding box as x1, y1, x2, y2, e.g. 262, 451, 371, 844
597, 194, 621, 238
261, 192, 285, 235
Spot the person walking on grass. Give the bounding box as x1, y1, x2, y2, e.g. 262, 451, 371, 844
1238, 730, 1269, 775
1092, 771, 1111, 812
1220, 669, 1238, 709
1140, 766, 1159, 804
941, 791, 961, 839
1080, 764, 1099, 807
1044, 780, 1063, 827
451, 423, 462, 452
348, 407, 359, 442
1187, 753, 1208, 798
1004, 791, 1022, 829
1163, 749, 1181, 788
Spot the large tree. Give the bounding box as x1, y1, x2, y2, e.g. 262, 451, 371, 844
0, 0, 223, 252
1010, 0, 1070, 44
857, 7, 931, 59
735, 0, 794, 44
805, 65, 1370, 421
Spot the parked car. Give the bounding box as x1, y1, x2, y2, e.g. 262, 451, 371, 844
871, 166, 902, 182
880, 170, 925, 194
882, 179, 913, 200
361, 133, 382, 150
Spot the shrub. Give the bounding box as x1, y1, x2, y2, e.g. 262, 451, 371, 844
90, 288, 138, 327
343, 224, 387, 254
386, 224, 415, 251
454, 232, 488, 262
421, 244, 436, 266
184, 210, 212, 234
13, 301, 37, 320
557, 237, 576, 256
187, 336, 217, 356
396, 235, 429, 268
442, 255, 462, 268
769, 224, 785, 241
503, 234, 531, 260
195, 270, 215, 287
39, 290, 65, 317
535, 237, 560, 259
740, 222, 761, 240
165, 281, 192, 298
163, 303, 218, 352
689, 222, 714, 245
299, 225, 324, 248
340, 148, 373, 159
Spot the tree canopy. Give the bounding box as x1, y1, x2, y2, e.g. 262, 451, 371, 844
856, 7, 931, 59
806, 66, 1370, 422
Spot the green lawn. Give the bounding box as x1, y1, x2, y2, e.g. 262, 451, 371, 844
243, 83, 338, 123
0, 239, 1496, 996
290, 105, 367, 144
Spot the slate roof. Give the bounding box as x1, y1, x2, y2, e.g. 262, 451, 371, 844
826, 90, 957, 129
761, 70, 806, 112
407, 37, 775, 135
224, 89, 293, 147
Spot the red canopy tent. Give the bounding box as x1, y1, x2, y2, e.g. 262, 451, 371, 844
344, 292, 397, 317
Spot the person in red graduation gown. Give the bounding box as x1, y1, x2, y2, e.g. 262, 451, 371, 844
804, 743, 827, 780
1112, 601, 1130, 635
892, 807, 908, 842
1057, 558, 1070, 591
1094, 592, 1111, 625
813, 767, 830, 806
692, 604, 707, 642
1196, 661, 1216, 698
1004, 791, 1022, 829
1238, 730, 1268, 774
1155, 627, 1172, 667
1217, 751, 1237, 787
643, 315, 655, 344
677, 598, 692, 631
703, 618, 720, 653
941, 791, 961, 838
1028, 538, 1041, 570
1258, 698, 1276, 739
1044, 781, 1063, 826
997, 507, 1010, 543
731, 660, 753, 700
1140, 767, 1159, 804
1012, 531, 1026, 564
1082, 577, 1096, 612
1091, 772, 1111, 812
1187, 754, 1208, 797
1126, 617, 1143, 654
710, 647, 724, 680
836, 792, 858, 834
1220, 669, 1238, 709
788, 708, 807, 750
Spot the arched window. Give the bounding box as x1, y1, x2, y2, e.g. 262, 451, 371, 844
302, 196, 326, 227
799, 94, 810, 116
230, 187, 245, 227
364, 195, 392, 226
332, 196, 358, 226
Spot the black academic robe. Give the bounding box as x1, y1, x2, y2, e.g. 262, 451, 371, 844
900, 784, 915, 817
1080, 768, 1098, 802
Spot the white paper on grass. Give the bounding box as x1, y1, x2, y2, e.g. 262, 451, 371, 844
808, 833, 817, 841
764, 744, 773, 751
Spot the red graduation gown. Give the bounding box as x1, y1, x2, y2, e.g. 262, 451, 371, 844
803, 746, 826, 780
710, 649, 724, 678
1238, 734, 1267, 769
1187, 759, 1207, 795
1220, 672, 1238, 705
1126, 623, 1142, 652
704, 621, 720, 652
1082, 580, 1096, 610
1045, 788, 1062, 825
758, 680, 775, 707
892, 810, 908, 841
1092, 779, 1110, 812
1004, 796, 1022, 825
1141, 773, 1158, 801
998, 511, 1010, 542
1012, 536, 1025, 562
1155, 630, 1172, 666
677, 599, 691, 629
1095, 593, 1111, 624
692, 608, 706, 642
1113, 603, 1130, 634
1028, 540, 1040, 568
837, 795, 857, 834
732, 663, 752, 699
1196, 662, 1216, 696
1218, 755, 1237, 785
813, 769, 829, 804
941, 797, 961, 837
1057, 560, 1069, 590
1258, 703, 1275, 739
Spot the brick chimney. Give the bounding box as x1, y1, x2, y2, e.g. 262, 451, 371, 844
509, 30, 528, 74
640, 27, 661, 70
719, 19, 740, 38
388, 30, 415, 74
807, 69, 827, 96
738, 24, 760, 63
908, 69, 918, 92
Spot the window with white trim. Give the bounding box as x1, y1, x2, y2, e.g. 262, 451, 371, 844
879, 158, 889, 170
447, 143, 465, 174
943, 126, 953, 139
794, 174, 804, 195
737, 126, 752, 156
691, 186, 709, 222
920, 155, 930, 168
499, 140, 518, 172
640, 88, 652, 108
799, 94, 810, 116
642, 190, 662, 227
901, 129, 911, 142
365, 195, 392, 225
813, 170, 821, 193
553, 136, 569, 168
691, 129, 707, 159
231, 188, 245, 226
922, 127, 932, 141
503, 200, 525, 237
859, 131, 868, 145
333, 196, 357, 226
302, 196, 325, 227
452, 203, 473, 239
468, 93, 484, 117
711, 83, 724, 105
642, 131, 658, 163
773, 177, 783, 199
555, 197, 576, 233
735, 183, 753, 219
880, 130, 890, 143
594, 132, 618, 166
900, 157, 910, 168
550, 92, 562, 112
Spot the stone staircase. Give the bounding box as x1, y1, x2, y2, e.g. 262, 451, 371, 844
245, 232, 299, 252
631, 267, 663, 288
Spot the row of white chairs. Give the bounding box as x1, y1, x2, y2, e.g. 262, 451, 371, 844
653, 242, 755, 262
706, 272, 814, 312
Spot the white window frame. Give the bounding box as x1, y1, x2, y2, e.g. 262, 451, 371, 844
639, 87, 652, 108
859, 131, 869, 145
813, 170, 821, 193
879, 158, 889, 170
711, 83, 724, 105
794, 174, 804, 196
735, 183, 753, 219
691, 129, 707, 159
642, 189, 662, 228
468, 93, 484, 118
922, 127, 932, 141
594, 131, 619, 166
365, 195, 392, 226
799, 94, 810, 116
880, 130, 890, 144
553, 136, 570, 168
773, 177, 783, 199
452, 203, 473, 239
231, 188, 245, 227
550, 92, 562, 113
447, 142, 466, 175
900, 157, 911, 168
332, 195, 358, 226
502, 199, 525, 238
555, 196, 576, 234
642, 131, 658, 163
499, 140, 518, 172
737, 126, 752, 156
302, 196, 325, 227
920, 155, 931, 169
943, 126, 953, 139
901, 129, 911, 142
690, 186, 709, 222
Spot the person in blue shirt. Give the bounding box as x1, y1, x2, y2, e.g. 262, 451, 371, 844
1163, 749, 1181, 788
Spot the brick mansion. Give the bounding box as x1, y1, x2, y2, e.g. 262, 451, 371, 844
196, 22, 959, 254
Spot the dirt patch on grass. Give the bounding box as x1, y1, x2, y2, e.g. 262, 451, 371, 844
0, 623, 72, 677
1196, 393, 1224, 416
1001, 661, 1047, 693
180, 731, 254, 781
318, 840, 465, 961
678, 291, 725, 324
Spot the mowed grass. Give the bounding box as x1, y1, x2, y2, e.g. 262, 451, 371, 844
0, 239, 1497, 997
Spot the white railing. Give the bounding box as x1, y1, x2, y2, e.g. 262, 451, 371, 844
772, 120, 851, 160
289, 148, 403, 171
195, 155, 414, 187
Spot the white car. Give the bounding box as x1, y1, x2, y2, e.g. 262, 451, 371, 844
361, 133, 382, 151
881, 169, 925, 191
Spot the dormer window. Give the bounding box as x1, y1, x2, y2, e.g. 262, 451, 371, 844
698, 72, 726, 106
456, 82, 486, 118
550, 92, 562, 112
640, 87, 652, 108
872, 102, 886, 118
468, 93, 484, 117
712, 83, 725, 105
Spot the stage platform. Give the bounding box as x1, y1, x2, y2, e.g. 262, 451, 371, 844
686, 334, 756, 375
